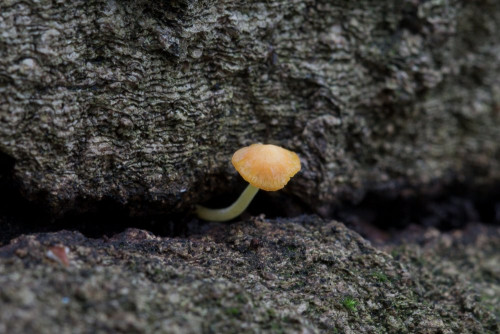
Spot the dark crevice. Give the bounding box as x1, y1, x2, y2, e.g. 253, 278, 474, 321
0, 196, 190, 247
335, 182, 500, 242
0, 149, 498, 246
0, 152, 190, 246
0, 152, 51, 245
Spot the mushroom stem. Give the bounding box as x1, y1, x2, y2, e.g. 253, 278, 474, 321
196, 184, 259, 222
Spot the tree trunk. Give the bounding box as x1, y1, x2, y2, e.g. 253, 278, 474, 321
1, 0, 499, 216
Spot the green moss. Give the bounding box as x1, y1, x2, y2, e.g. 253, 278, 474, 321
224, 307, 241, 317
269, 322, 285, 334
266, 309, 276, 318
235, 293, 247, 304
342, 297, 358, 312
371, 271, 389, 283
479, 294, 499, 318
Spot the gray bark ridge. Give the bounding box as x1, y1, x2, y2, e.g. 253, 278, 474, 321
1, 0, 499, 215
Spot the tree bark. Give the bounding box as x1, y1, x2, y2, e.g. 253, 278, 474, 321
1, 0, 499, 215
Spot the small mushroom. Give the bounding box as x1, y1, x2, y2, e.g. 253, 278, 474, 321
196, 143, 301, 221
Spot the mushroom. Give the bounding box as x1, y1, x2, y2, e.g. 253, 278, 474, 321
196, 143, 301, 221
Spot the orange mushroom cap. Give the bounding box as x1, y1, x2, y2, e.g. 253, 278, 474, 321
231, 144, 301, 191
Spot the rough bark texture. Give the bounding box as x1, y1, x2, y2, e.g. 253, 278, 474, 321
1, 0, 499, 214
0, 217, 498, 333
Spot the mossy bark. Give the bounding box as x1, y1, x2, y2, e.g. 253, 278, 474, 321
0, 217, 498, 333
1, 0, 499, 215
